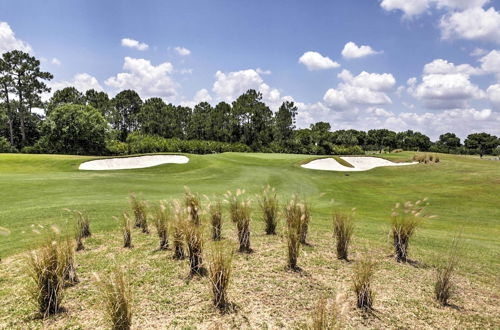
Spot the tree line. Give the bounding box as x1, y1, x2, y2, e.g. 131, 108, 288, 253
1, 50, 499, 156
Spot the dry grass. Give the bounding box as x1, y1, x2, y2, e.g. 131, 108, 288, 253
332, 211, 355, 261
184, 186, 202, 226
413, 153, 440, 164
300, 202, 312, 245
258, 185, 279, 235
209, 200, 223, 241
308, 297, 338, 330
171, 200, 186, 260
129, 193, 149, 233
183, 220, 206, 277
225, 189, 253, 253
208, 242, 234, 310
151, 201, 169, 251
390, 199, 433, 262
27, 238, 66, 317
96, 266, 132, 330
61, 238, 79, 286
115, 213, 133, 249
284, 196, 305, 271
435, 238, 459, 306
352, 258, 376, 311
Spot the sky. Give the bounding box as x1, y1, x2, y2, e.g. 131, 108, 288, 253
1, 0, 500, 140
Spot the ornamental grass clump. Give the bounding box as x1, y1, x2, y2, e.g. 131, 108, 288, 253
225, 189, 253, 253
183, 220, 206, 276
300, 202, 312, 245
333, 210, 355, 261
284, 196, 305, 271
209, 200, 223, 241
258, 185, 279, 235
27, 238, 66, 317
390, 198, 433, 262
171, 200, 185, 260
61, 238, 79, 286
352, 258, 376, 311
435, 238, 459, 306
97, 266, 132, 330
208, 242, 233, 310
184, 186, 202, 226
152, 201, 169, 250
129, 193, 149, 233
309, 297, 338, 330
115, 213, 133, 249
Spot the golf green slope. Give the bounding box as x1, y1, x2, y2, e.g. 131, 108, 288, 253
0, 152, 499, 277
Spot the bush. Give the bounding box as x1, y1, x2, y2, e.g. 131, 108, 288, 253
0, 137, 17, 153
97, 266, 132, 330
333, 211, 355, 261
225, 189, 253, 253
106, 140, 129, 155
258, 185, 279, 235
331, 145, 364, 155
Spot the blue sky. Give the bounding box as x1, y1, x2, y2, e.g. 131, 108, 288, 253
1, 0, 500, 139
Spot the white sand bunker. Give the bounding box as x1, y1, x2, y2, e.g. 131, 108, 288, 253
79, 155, 189, 170
301, 156, 417, 172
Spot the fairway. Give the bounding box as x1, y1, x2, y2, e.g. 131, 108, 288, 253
0, 152, 499, 328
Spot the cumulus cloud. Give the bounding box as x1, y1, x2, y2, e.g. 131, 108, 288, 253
105, 57, 177, 99
121, 38, 149, 51
440, 7, 500, 43
487, 84, 500, 109
479, 50, 500, 79
423, 59, 482, 75
298, 51, 340, 71
51, 73, 103, 93
341, 42, 381, 59
380, 0, 491, 18
174, 46, 191, 56
51, 58, 61, 66
0, 21, 32, 53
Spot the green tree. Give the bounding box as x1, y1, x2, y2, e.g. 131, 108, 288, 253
396, 130, 431, 151
211, 102, 232, 142
437, 132, 461, 153
47, 87, 85, 114
41, 104, 108, 155
85, 89, 111, 118
367, 129, 397, 153
0, 50, 52, 147
464, 133, 499, 157
187, 102, 212, 140
138, 97, 170, 137
111, 90, 143, 141
274, 101, 297, 150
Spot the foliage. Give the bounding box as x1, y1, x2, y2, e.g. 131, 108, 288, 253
0, 136, 16, 153
464, 133, 499, 157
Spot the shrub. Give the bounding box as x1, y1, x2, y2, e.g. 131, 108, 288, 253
209, 200, 223, 241
413, 153, 440, 164
129, 193, 149, 233
116, 213, 133, 249
106, 140, 129, 155
225, 189, 253, 253
284, 196, 305, 271
309, 297, 338, 330
300, 202, 312, 245
97, 266, 132, 330
208, 242, 233, 310
0, 136, 17, 153
258, 185, 279, 235
390, 199, 432, 262
27, 238, 66, 317
171, 200, 185, 260
152, 201, 169, 250
352, 258, 376, 311
332, 211, 355, 260
434, 238, 459, 306
184, 187, 201, 226
391, 148, 404, 153
183, 220, 206, 276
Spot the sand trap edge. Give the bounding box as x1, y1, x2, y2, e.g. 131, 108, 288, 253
79, 155, 189, 171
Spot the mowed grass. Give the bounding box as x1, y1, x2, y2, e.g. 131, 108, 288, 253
0, 152, 499, 328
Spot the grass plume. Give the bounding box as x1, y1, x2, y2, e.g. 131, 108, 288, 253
225, 189, 253, 253
183, 220, 206, 276
300, 202, 312, 245
184, 186, 202, 226
435, 237, 460, 306
171, 200, 186, 260
209, 200, 223, 241
352, 258, 375, 311
332, 210, 355, 260
259, 185, 279, 235
129, 193, 149, 233
97, 266, 132, 330
115, 213, 133, 249
309, 297, 338, 330
208, 242, 233, 310
152, 201, 169, 250
284, 196, 305, 271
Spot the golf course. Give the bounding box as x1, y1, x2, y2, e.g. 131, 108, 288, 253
0, 151, 498, 328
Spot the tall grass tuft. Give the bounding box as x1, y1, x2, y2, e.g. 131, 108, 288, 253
259, 185, 279, 235
97, 266, 132, 330
208, 242, 233, 310
284, 196, 305, 271
300, 202, 312, 245
185, 186, 202, 226
115, 213, 133, 249
75, 210, 91, 238
27, 238, 66, 317
309, 297, 338, 330
413, 153, 440, 164
352, 258, 375, 311
434, 238, 459, 306
183, 220, 206, 276
209, 200, 223, 241
225, 189, 253, 253
61, 238, 79, 286
152, 201, 169, 250
129, 193, 149, 233
171, 200, 186, 260
332, 210, 355, 260
390, 199, 432, 262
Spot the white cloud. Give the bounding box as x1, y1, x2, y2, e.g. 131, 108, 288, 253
479, 49, 500, 79
487, 84, 500, 109
180, 88, 212, 107
298, 51, 340, 71
256, 68, 272, 75
440, 7, 500, 43
51, 58, 61, 65
51, 73, 103, 93
380, 0, 430, 18
434, 0, 491, 10
121, 38, 149, 51
470, 47, 488, 57
0, 21, 32, 53
423, 59, 482, 75
174, 46, 191, 56
338, 70, 396, 92
410, 73, 484, 109
105, 57, 177, 99
341, 42, 381, 59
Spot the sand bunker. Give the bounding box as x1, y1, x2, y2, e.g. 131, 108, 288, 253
301, 156, 416, 172
79, 155, 189, 170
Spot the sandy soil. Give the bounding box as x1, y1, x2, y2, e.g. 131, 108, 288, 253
301, 156, 417, 172
79, 155, 189, 170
